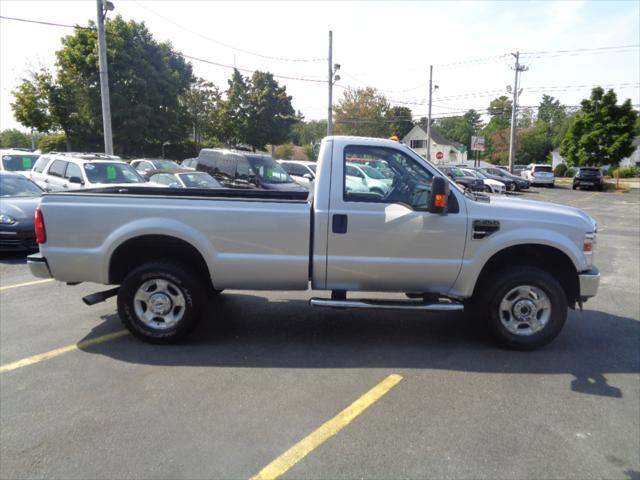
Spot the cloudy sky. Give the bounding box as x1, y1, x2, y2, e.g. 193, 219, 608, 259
1, 0, 638, 132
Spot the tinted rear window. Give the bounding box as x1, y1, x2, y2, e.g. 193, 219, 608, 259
2, 154, 39, 171
534, 166, 553, 173
579, 168, 600, 173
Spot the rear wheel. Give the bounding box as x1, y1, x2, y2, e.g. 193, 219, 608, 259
117, 261, 205, 343
478, 267, 568, 350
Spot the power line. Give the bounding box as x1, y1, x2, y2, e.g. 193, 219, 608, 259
0, 15, 92, 30
521, 44, 640, 56
132, 1, 326, 63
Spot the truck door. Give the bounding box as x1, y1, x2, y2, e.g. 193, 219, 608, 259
325, 144, 467, 293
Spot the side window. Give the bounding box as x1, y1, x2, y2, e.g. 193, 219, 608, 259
236, 158, 251, 180
65, 162, 83, 180
33, 156, 50, 173
151, 174, 175, 185
47, 160, 67, 178
343, 146, 434, 210
139, 161, 153, 172
215, 157, 237, 178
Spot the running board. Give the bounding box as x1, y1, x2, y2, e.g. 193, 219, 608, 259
309, 298, 464, 311
82, 287, 120, 306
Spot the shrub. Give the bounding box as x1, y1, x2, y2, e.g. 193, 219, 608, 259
554, 164, 567, 177
38, 133, 67, 152
275, 143, 294, 160
611, 166, 640, 178
565, 167, 576, 177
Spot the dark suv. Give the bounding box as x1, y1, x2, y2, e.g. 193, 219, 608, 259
573, 167, 604, 191
439, 167, 484, 192
196, 149, 306, 192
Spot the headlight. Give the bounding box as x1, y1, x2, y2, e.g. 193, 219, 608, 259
0, 214, 17, 225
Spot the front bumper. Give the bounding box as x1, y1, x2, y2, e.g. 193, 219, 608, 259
579, 267, 600, 300
0, 228, 37, 252
27, 253, 52, 279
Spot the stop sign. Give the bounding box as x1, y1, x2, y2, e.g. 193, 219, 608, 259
436, 152, 444, 160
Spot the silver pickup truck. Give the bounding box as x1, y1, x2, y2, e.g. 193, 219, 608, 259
28, 136, 600, 349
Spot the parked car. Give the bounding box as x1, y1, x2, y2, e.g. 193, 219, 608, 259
279, 160, 369, 194
278, 160, 316, 189
460, 168, 506, 194
0, 172, 43, 252
345, 163, 393, 196
29, 136, 600, 350
522, 164, 555, 187
145, 169, 222, 189
0, 149, 40, 175
181, 158, 198, 170
480, 167, 530, 191
196, 149, 307, 192
573, 167, 604, 191
130, 158, 181, 174
30, 152, 147, 191
439, 166, 484, 191
467, 167, 516, 191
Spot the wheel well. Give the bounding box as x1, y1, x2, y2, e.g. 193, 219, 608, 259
473, 244, 579, 307
109, 235, 213, 290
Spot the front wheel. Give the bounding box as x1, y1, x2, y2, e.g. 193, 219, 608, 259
480, 267, 568, 350
117, 261, 205, 343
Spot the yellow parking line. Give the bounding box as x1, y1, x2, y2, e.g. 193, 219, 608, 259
0, 278, 54, 291
0, 330, 129, 374
250, 373, 403, 480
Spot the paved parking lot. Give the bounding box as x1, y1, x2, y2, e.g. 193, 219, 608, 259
1, 186, 639, 480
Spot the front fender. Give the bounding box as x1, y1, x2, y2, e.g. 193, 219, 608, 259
450, 227, 585, 298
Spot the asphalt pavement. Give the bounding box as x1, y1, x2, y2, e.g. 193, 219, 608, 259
1, 186, 639, 480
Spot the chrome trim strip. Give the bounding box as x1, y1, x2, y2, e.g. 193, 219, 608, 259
309, 298, 464, 311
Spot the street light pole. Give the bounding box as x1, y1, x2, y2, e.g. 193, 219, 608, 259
327, 31, 333, 136
97, 0, 114, 155
426, 65, 433, 161
508, 51, 527, 174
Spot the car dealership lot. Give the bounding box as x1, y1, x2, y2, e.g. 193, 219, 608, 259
1, 187, 639, 479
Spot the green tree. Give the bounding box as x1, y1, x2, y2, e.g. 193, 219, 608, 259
0, 129, 32, 149
537, 95, 567, 150
245, 71, 296, 151
290, 119, 327, 145
38, 133, 67, 152
12, 17, 193, 155
333, 87, 390, 137
560, 87, 638, 167
487, 96, 513, 130
180, 77, 220, 149
434, 109, 483, 154
217, 69, 251, 147
275, 143, 294, 159
385, 106, 414, 138
516, 123, 547, 165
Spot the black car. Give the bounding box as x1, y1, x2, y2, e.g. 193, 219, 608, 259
195, 149, 307, 192
0, 172, 43, 252
481, 167, 530, 191
573, 167, 604, 191
440, 167, 485, 191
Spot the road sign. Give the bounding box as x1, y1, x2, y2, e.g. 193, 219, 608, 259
471, 136, 485, 152
436, 152, 444, 160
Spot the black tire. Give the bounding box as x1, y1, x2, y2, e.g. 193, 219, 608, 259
549, 183, 555, 188
572, 184, 577, 190
117, 261, 205, 343
478, 267, 568, 350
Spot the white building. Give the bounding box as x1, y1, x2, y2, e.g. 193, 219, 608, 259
402, 125, 467, 164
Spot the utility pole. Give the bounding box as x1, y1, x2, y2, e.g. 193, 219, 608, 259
426, 65, 433, 161
97, 0, 114, 155
326, 31, 340, 137
508, 51, 527, 173
327, 31, 333, 136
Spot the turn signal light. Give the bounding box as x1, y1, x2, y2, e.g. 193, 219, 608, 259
434, 194, 447, 208
35, 207, 46, 244
583, 242, 593, 253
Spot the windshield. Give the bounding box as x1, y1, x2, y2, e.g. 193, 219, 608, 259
360, 165, 387, 179
2, 154, 39, 172
0, 175, 43, 197
151, 160, 180, 170
247, 157, 293, 184
84, 163, 145, 184
179, 172, 222, 188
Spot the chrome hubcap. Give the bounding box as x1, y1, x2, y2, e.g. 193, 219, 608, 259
499, 285, 551, 336
133, 279, 186, 330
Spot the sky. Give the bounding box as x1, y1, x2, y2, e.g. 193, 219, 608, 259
1, 0, 639, 132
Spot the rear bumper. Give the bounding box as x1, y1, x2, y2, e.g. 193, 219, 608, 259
27, 253, 52, 279
579, 267, 600, 300
531, 177, 554, 185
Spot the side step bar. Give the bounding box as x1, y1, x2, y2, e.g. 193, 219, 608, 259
309, 298, 464, 311
82, 287, 120, 306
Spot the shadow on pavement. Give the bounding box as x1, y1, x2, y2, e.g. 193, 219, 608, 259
78, 292, 639, 398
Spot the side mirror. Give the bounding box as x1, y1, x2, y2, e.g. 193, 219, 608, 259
68, 176, 84, 185
429, 176, 449, 214
303, 173, 314, 180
